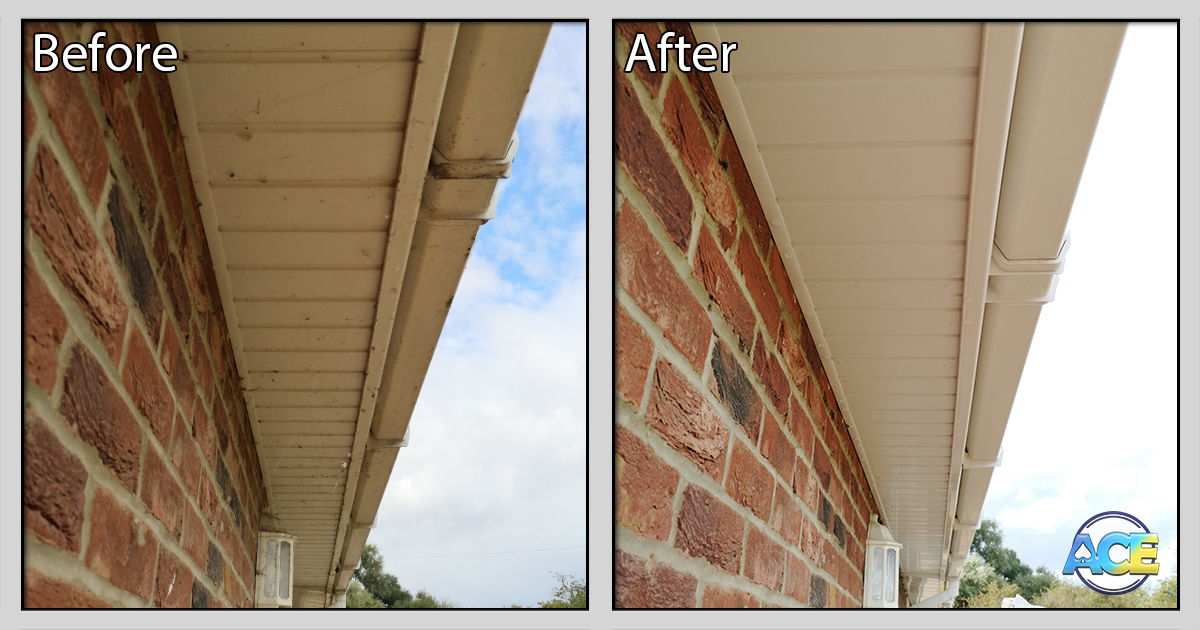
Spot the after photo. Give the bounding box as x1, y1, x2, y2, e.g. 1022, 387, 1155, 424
614, 20, 1178, 609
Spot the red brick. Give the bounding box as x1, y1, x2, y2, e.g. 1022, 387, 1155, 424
719, 132, 770, 248
743, 525, 785, 591
135, 77, 185, 234
616, 203, 711, 372
751, 335, 789, 415
725, 440, 774, 521
804, 376, 826, 430
615, 71, 692, 250
694, 228, 755, 351
778, 325, 810, 391
170, 413, 202, 497
767, 245, 805, 329
800, 516, 825, 566
189, 403, 216, 470
787, 395, 816, 458
666, 22, 726, 138
160, 322, 195, 421
85, 486, 158, 601
27, 147, 128, 362
615, 304, 654, 405
735, 233, 782, 339
615, 426, 679, 541
645, 361, 728, 480
24, 569, 112, 608
614, 551, 697, 608
122, 328, 173, 445
139, 447, 186, 539
94, 59, 159, 217
708, 337, 761, 438
23, 91, 36, 152
769, 487, 803, 547
181, 505, 207, 568
662, 79, 737, 248
23, 24, 109, 206
160, 254, 193, 335
616, 22, 665, 97
793, 458, 819, 513
701, 583, 760, 608
23, 254, 68, 393
59, 344, 142, 492
23, 411, 88, 552
758, 411, 794, 486
675, 484, 743, 573
783, 553, 810, 605
812, 442, 833, 491
154, 549, 194, 608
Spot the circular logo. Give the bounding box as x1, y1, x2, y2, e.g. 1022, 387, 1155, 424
1066, 511, 1155, 595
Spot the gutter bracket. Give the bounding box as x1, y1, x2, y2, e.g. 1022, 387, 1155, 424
428, 135, 518, 180
986, 240, 1069, 305
961, 447, 1003, 469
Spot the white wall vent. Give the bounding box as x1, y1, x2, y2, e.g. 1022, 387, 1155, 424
864, 515, 902, 608
256, 532, 296, 608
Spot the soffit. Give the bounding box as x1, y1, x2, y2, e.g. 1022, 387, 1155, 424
711, 22, 986, 582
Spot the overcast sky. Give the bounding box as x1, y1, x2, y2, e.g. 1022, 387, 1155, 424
367, 23, 585, 608
983, 23, 1178, 585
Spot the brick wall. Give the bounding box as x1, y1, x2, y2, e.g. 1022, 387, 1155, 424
614, 22, 880, 609
22, 22, 266, 608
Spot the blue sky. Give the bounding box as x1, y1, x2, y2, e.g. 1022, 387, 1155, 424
982, 23, 1177, 587
368, 23, 585, 608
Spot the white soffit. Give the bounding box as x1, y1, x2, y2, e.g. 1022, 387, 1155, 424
163, 22, 548, 606
705, 20, 1124, 601
702, 21, 1012, 587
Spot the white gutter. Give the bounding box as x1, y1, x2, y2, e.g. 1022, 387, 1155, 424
326, 23, 550, 600
939, 23, 1126, 590
913, 577, 959, 608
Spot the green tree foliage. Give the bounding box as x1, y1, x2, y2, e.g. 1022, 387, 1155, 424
537, 573, 587, 608
349, 544, 452, 608
968, 519, 1055, 601
965, 580, 1021, 608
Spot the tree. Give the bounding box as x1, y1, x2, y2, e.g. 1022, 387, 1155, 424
964, 580, 1021, 608
960, 519, 1054, 604
537, 573, 587, 608
349, 544, 452, 608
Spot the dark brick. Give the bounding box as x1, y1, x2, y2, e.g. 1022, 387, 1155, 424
833, 515, 846, 548
191, 581, 209, 608
709, 337, 760, 436
810, 574, 828, 609
107, 188, 162, 335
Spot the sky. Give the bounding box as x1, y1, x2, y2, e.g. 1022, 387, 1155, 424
982, 23, 1178, 586
367, 23, 586, 608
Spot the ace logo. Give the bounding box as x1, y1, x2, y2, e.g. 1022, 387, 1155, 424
1062, 511, 1160, 595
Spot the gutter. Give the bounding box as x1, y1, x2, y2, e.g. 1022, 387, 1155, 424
927, 22, 1126, 600
325, 23, 550, 602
